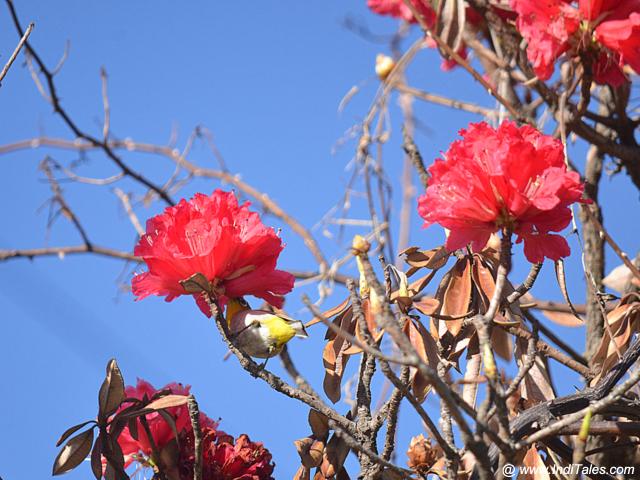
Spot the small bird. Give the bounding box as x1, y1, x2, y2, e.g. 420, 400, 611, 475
226, 297, 308, 359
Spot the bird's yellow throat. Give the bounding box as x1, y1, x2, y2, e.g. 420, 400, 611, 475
259, 315, 297, 347
225, 297, 249, 326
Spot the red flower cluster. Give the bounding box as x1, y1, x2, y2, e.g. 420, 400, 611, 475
132, 190, 295, 316
417, 121, 585, 263
367, 0, 436, 25
112, 379, 275, 479
512, 0, 640, 85
114, 379, 210, 467
179, 427, 274, 480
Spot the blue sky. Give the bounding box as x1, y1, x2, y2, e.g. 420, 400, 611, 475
1, 1, 639, 478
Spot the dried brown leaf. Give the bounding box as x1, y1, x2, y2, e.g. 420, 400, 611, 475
413, 297, 440, 316
322, 337, 352, 403
401, 245, 450, 271
590, 301, 640, 385
308, 409, 329, 441
98, 359, 125, 419
491, 325, 512, 361
471, 257, 496, 311
516, 338, 555, 406
462, 338, 481, 408
56, 420, 95, 447
554, 259, 582, 322
321, 433, 350, 478
405, 318, 440, 401
439, 258, 472, 336
541, 310, 584, 327
293, 466, 311, 480
145, 394, 189, 411
306, 297, 350, 328
295, 437, 325, 468
519, 446, 550, 480
603, 263, 639, 294
90, 435, 103, 480
52, 428, 94, 475
436, 0, 466, 52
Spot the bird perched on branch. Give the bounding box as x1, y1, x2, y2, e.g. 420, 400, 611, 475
226, 297, 308, 360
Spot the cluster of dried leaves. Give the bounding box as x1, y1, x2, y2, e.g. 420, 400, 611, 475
293, 409, 353, 479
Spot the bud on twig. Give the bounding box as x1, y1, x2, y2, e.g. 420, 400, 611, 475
375, 54, 395, 81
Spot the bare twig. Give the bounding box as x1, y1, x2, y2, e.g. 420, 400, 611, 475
0, 20, 33, 85
395, 83, 498, 118
187, 395, 202, 480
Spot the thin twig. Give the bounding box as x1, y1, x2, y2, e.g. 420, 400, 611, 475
187, 395, 202, 480
0, 21, 33, 85
395, 83, 498, 118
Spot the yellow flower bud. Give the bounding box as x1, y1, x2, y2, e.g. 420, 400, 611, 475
352, 234, 371, 253
375, 54, 395, 81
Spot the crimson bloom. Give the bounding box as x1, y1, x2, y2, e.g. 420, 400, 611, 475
179, 426, 275, 480
110, 379, 274, 479
511, 0, 640, 85
113, 379, 211, 467
417, 121, 585, 263
367, 0, 436, 25
132, 190, 295, 316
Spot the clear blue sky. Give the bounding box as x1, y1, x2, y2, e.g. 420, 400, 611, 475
1, 1, 638, 478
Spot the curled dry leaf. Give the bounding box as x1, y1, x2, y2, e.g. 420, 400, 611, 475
52, 428, 94, 476
308, 409, 330, 441
471, 255, 496, 311
320, 433, 350, 478
404, 317, 440, 402
590, 294, 640, 386
55, 420, 96, 447
519, 446, 551, 480
306, 297, 350, 329
344, 299, 384, 355
294, 437, 325, 468
406, 434, 443, 475
603, 263, 640, 294
413, 297, 440, 316
143, 394, 189, 411
293, 465, 311, 480
436, 0, 466, 53
434, 257, 473, 337
430, 449, 474, 479
90, 435, 103, 480
98, 358, 125, 420
322, 305, 355, 403
462, 335, 481, 408
515, 337, 556, 407
491, 325, 512, 361
541, 309, 584, 327
554, 259, 582, 322
400, 245, 451, 276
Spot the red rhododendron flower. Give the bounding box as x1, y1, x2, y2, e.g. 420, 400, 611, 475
367, 0, 436, 25
592, 0, 640, 80
113, 379, 215, 467
511, 0, 640, 85
132, 189, 295, 316
417, 121, 585, 263
511, 0, 580, 81
179, 425, 275, 480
